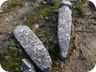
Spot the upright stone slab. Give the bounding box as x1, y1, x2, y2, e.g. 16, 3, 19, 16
13, 25, 52, 71
61, 0, 72, 7
58, 1, 72, 58
68, 0, 79, 2
22, 59, 36, 72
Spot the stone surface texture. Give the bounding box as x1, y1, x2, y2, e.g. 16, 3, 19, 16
22, 59, 36, 72
61, 0, 72, 7
68, 0, 79, 2
58, 1, 72, 58
13, 25, 52, 71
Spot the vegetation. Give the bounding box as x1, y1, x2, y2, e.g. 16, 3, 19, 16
0, 0, 88, 72
3, 0, 23, 12
24, 0, 61, 26
71, 0, 87, 16
0, 0, 62, 71
0, 35, 27, 72
48, 66, 57, 72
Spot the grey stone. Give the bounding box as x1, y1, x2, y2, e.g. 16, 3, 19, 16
60, 0, 72, 7
58, 1, 72, 58
88, 0, 96, 8
13, 25, 52, 71
41, 1, 47, 5
22, 59, 36, 72
68, 0, 79, 2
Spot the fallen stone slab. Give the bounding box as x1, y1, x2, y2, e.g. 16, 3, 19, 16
0, 64, 8, 72
88, 0, 96, 8
13, 25, 52, 71
22, 59, 36, 72
58, 1, 72, 58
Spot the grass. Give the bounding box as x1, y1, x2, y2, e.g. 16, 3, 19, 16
0, 0, 83, 71
3, 0, 23, 12
67, 34, 76, 59
24, 0, 61, 60
24, 1, 61, 72
48, 66, 57, 72
24, 0, 61, 26
66, 0, 88, 59
0, 35, 27, 72
0, 0, 62, 71
71, 0, 87, 16
0, 0, 23, 18
0, 0, 88, 71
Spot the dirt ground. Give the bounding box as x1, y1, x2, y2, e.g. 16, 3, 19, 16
0, 0, 96, 72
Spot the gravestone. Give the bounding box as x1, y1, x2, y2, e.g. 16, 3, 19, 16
13, 25, 52, 71
22, 59, 36, 72
58, 1, 72, 58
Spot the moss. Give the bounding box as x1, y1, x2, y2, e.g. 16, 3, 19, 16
0, 13, 4, 18
71, 1, 87, 16
24, 0, 61, 60
67, 35, 75, 59
0, 0, 62, 72
24, 0, 61, 26
3, 0, 23, 12
47, 60, 62, 72
0, 35, 27, 72
67, 0, 88, 58
48, 66, 57, 72
34, 12, 59, 59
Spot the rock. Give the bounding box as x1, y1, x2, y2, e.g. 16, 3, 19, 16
58, 1, 72, 58
22, 59, 36, 72
44, 16, 49, 21
0, 64, 8, 72
89, 65, 96, 72
68, 0, 79, 2
34, 24, 39, 29
5, 18, 10, 22
60, 0, 72, 7
13, 25, 52, 71
41, 1, 47, 5
88, 0, 96, 8
33, 24, 39, 31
